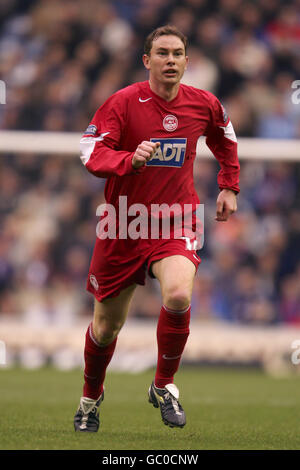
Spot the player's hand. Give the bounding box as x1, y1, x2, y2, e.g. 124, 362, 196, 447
215, 189, 237, 222
132, 141, 160, 169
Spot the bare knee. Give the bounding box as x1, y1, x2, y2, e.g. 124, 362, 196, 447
91, 285, 136, 346
92, 318, 123, 346
163, 286, 191, 311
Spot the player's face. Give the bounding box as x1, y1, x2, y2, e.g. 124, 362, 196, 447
143, 35, 188, 86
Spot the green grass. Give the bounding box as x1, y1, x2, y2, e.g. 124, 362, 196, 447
0, 366, 300, 450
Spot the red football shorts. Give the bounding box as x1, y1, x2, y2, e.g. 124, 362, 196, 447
86, 235, 201, 302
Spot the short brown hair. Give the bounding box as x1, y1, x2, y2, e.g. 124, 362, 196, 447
144, 25, 188, 55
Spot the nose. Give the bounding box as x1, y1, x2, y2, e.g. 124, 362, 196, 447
166, 54, 175, 64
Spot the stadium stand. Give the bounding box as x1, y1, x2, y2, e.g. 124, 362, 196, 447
0, 0, 300, 370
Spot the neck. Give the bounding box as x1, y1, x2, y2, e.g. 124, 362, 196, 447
148, 79, 180, 102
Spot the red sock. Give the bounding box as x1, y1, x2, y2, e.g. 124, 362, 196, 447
83, 322, 117, 399
155, 304, 191, 389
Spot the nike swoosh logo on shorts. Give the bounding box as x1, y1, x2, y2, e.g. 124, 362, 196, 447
162, 354, 182, 360
139, 97, 152, 102
193, 254, 200, 261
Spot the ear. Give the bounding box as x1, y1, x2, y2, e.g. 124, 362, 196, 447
185, 55, 189, 70
143, 54, 151, 70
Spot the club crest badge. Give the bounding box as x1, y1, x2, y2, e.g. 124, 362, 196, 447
89, 274, 99, 291
163, 115, 178, 132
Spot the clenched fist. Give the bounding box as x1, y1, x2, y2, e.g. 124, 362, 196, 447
132, 141, 160, 169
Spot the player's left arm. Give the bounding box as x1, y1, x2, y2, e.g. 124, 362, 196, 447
215, 188, 237, 222
204, 94, 240, 222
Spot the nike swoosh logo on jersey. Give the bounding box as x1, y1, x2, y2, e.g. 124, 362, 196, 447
79, 133, 110, 166
139, 97, 152, 102
94, 132, 110, 141
162, 354, 182, 360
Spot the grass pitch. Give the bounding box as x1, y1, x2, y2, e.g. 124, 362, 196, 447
0, 366, 299, 450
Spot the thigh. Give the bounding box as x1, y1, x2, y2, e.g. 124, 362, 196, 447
87, 238, 147, 302
151, 255, 196, 305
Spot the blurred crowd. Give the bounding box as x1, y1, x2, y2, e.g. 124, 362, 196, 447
0, 0, 300, 326
1, 0, 300, 136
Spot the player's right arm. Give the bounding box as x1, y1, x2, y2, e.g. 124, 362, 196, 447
79, 95, 134, 178
80, 94, 158, 177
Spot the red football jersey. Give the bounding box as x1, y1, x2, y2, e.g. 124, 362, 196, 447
80, 80, 240, 212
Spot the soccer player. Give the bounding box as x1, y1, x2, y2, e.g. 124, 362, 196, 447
74, 25, 239, 432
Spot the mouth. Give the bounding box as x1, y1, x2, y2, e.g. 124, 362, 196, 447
163, 69, 177, 77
